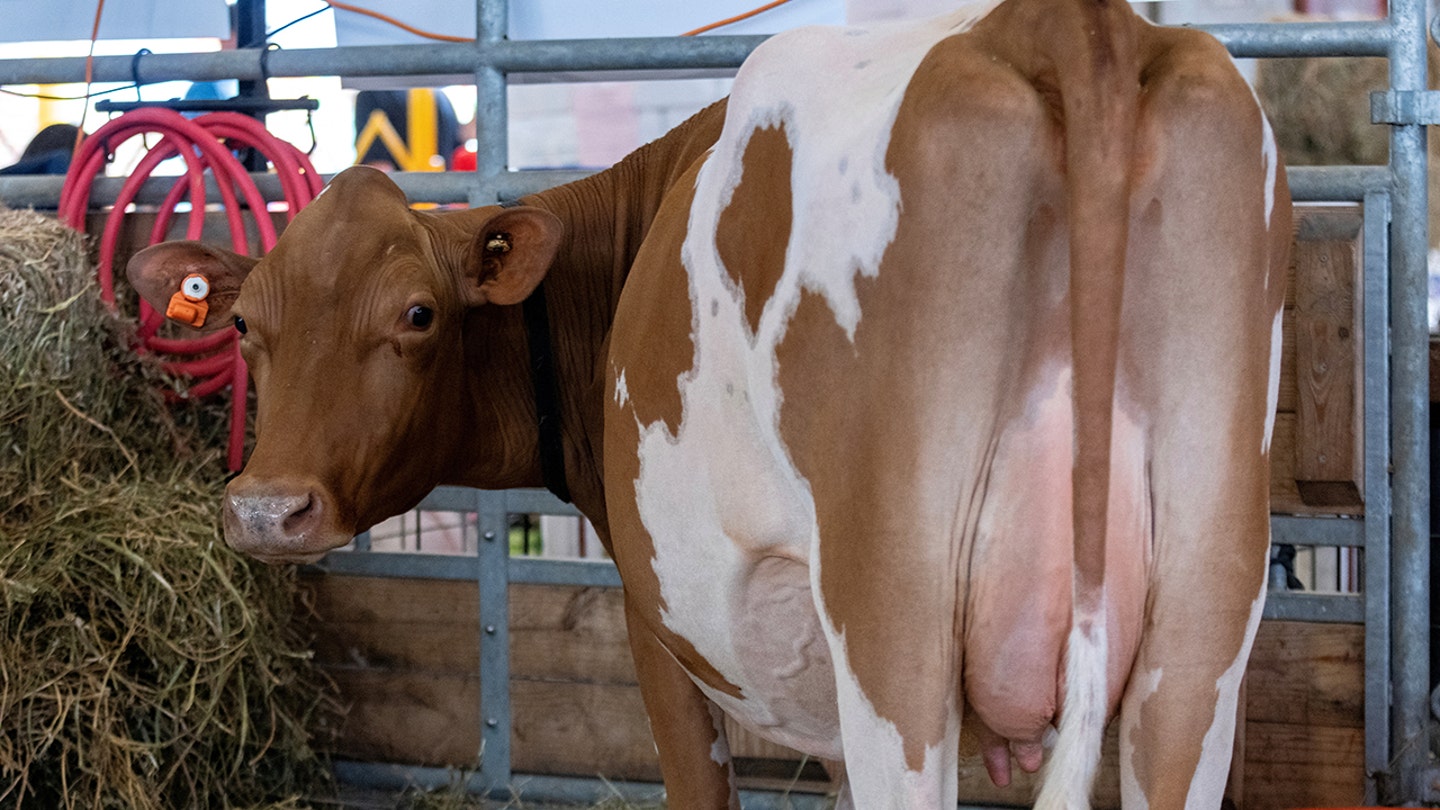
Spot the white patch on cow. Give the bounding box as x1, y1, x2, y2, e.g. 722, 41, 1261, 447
613, 369, 629, 408
1242, 77, 1279, 234
1184, 573, 1267, 810
707, 701, 731, 766
1260, 114, 1277, 229
1263, 307, 1282, 455
1119, 666, 1163, 810
625, 0, 1004, 775
1035, 614, 1109, 810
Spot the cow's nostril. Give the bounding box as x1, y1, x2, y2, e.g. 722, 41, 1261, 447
281, 492, 319, 536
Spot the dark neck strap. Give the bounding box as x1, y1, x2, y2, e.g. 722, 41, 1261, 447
501, 196, 571, 503
521, 282, 571, 504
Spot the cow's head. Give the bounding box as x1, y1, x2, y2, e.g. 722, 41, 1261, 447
128, 167, 563, 563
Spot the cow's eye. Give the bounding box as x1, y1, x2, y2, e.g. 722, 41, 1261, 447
233, 315, 247, 335
406, 305, 434, 330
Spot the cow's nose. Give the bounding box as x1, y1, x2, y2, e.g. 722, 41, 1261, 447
223, 478, 329, 560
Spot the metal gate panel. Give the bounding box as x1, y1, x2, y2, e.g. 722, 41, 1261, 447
0, 1, 1430, 802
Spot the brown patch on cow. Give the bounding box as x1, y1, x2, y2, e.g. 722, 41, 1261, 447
779, 275, 963, 775
715, 123, 793, 336
1124, 531, 1266, 803
605, 161, 703, 438
775, 259, 958, 772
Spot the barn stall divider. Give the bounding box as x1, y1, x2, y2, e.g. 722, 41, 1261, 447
0, 0, 1431, 805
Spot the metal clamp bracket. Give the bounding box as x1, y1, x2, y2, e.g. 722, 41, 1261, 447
1370, 90, 1440, 125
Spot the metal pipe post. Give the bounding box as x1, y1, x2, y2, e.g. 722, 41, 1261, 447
1362, 190, 1394, 789
1385, 0, 1432, 802
472, 2, 514, 791
471, 0, 509, 206
475, 488, 512, 791
1206, 18, 1391, 57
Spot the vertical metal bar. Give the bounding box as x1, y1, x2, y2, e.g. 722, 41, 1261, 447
353, 529, 372, 553
1362, 190, 1393, 790
1384, 0, 1431, 802
234, 0, 271, 172
471, 0, 512, 791
472, 0, 509, 206
475, 488, 512, 791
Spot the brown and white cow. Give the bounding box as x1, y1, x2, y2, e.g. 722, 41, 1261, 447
128, 0, 1290, 805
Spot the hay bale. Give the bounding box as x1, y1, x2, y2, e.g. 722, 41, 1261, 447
1256, 55, 1390, 167
0, 205, 335, 809
0, 205, 226, 513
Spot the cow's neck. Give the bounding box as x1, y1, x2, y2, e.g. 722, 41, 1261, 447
458, 100, 727, 541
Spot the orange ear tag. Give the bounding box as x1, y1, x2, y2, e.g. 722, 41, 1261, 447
166, 273, 211, 328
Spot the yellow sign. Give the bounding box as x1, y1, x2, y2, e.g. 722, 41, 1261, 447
353, 89, 445, 172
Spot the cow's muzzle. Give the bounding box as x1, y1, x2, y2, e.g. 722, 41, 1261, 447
223, 477, 347, 564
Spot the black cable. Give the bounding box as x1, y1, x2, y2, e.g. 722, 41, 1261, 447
0, 83, 139, 100
266, 5, 331, 40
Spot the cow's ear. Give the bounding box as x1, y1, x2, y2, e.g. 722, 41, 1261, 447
463, 207, 563, 306
126, 241, 258, 331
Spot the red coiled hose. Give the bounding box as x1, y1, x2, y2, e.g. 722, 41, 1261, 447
59, 108, 322, 472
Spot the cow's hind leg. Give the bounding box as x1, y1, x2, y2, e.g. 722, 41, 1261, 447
1119, 28, 1288, 808
624, 603, 739, 810
1118, 497, 1267, 809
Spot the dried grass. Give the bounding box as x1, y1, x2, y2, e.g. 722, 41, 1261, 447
1255, 55, 1390, 168
0, 205, 336, 808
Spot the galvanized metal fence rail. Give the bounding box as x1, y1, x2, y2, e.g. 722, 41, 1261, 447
0, 0, 1431, 803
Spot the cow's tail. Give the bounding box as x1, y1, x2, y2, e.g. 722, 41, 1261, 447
1033, 3, 1139, 809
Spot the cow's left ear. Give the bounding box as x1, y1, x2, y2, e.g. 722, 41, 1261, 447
463, 207, 563, 306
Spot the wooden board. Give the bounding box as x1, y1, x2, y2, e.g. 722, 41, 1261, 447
302, 576, 1366, 807
324, 667, 481, 766
1243, 723, 1366, 809
512, 679, 659, 780
1291, 209, 1364, 507
1270, 413, 1362, 517
1242, 621, 1366, 810
1272, 204, 1366, 516
1245, 620, 1364, 729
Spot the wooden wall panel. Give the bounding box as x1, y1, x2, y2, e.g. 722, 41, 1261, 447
1243, 724, 1366, 809
1292, 210, 1364, 508
325, 668, 481, 766
512, 680, 659, 781
1272, 204, 1366, 516
1243, 621, 1366, 810
302, 577, 1367, 808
